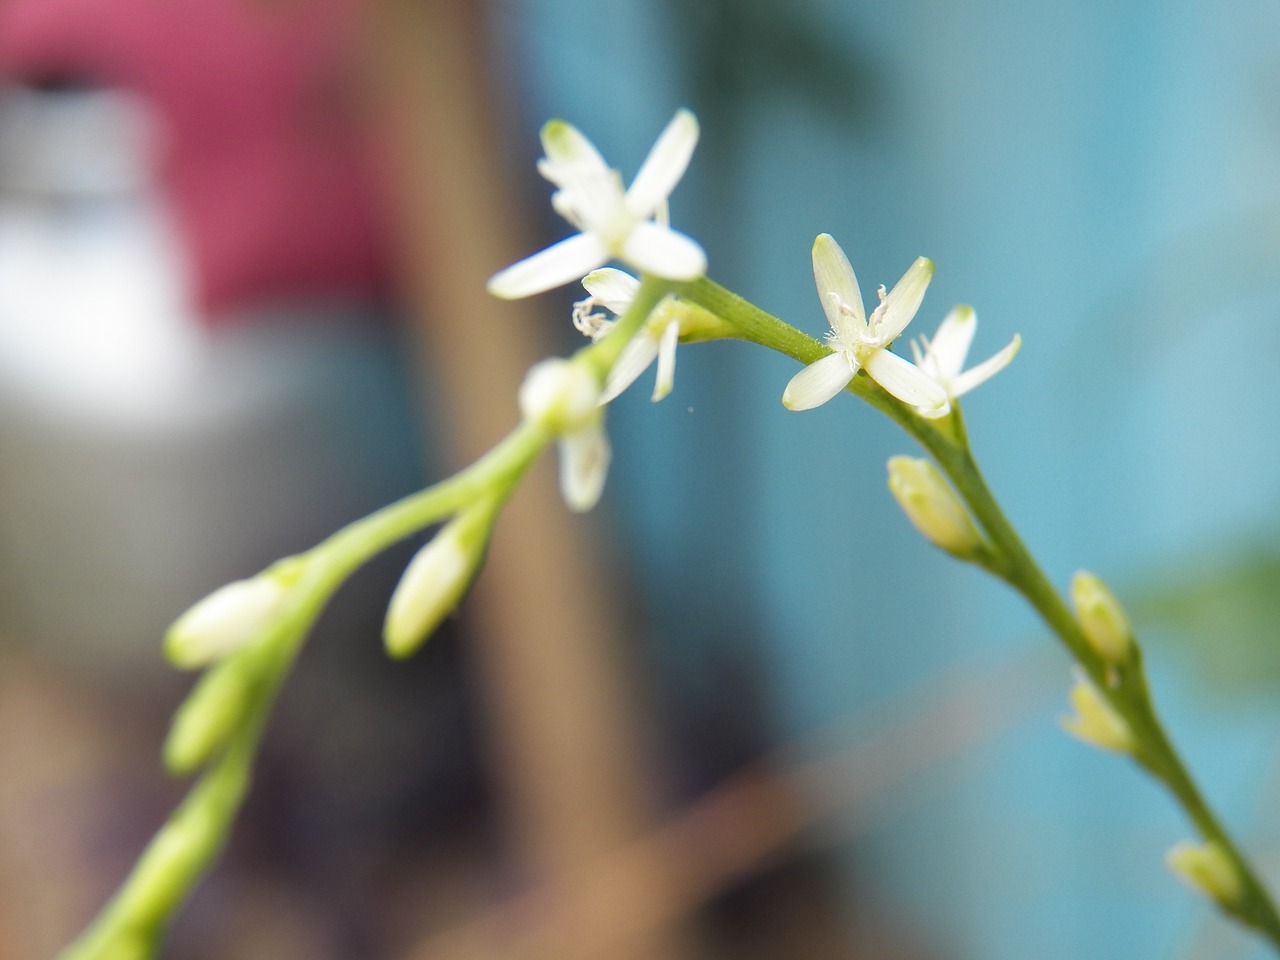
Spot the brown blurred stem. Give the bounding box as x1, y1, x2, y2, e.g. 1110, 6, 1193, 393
357, 3, 695, 958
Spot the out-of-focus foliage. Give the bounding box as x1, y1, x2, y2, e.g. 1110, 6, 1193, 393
667, 0, 880, 123
1135, 543, 1280, 698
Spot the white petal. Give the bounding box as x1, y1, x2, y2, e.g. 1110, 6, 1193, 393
621, 221, 707, 279
651, 318, 680, 401
487, 233, 608, 299
600, 333, 659, 404
950, 334, 1021, 398
811, 234, 864, 341
782, 350, 857, 411
559, 420, 611, 512
550, 188, 581, 227
538, 119, 609, 182
582, 267, 640, 314
873, 257, 934, 344
927, 306, 976, 380
624, 109, 699, 218
864, 348, 948, 414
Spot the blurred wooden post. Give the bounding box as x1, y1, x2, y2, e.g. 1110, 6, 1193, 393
359, 3, 694, 958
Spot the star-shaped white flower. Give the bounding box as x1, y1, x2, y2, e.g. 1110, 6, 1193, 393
910, 305, 1021, 416
488, 110, 706, 299
572, 268, 680, 403
783, 234, 948, 414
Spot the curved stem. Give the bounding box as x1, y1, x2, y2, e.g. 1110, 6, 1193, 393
679, 275, 1280, 950
58, 274, 673, 960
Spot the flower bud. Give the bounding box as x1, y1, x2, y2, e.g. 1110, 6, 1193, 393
165, 574, 290, 669
1167, 840, 1243, 907
1060, 670, 1134, 754
1071, 571, 1133, 665
886, 456, 984, 558
661, 298, 734, 344
384, 502, 495, 659
518, 358, 601, 434
163, 659, 254, 774
520, 358, 612, 511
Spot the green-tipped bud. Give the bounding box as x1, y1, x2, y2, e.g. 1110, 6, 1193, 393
1167, 840, 1243, 907
163, 659, 254, 774
384, 502, 495, 659
1060, 670, 1134, 754
165, 575, 290, 670
886, 456, 984, 559
1071, 571, 1133, 665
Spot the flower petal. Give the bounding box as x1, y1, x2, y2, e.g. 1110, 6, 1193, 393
582, 267, 641, 314
624, 109, 699, 218
621, 221, 707, 279
927, 305, 976, 381
811, 234, 864, 341
487, 233, 608, 299
950, 333, 1021, 398
559, 420, 611, 512
874, 257, 934, 344
651, 318, 680, 401
865, 348, 948, 414
782, 350, 857, 411
600, 332, 659, 404
538, 119, 609, 184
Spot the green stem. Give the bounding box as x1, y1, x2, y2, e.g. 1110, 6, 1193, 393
679, 274, 1280, 950
59, 641, 288, 960
58, 272, 672, 960
918, 432, 1280, 945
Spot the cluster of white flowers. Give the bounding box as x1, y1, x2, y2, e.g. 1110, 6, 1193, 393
487, 110, 707, 510
487, 109, 1021, 513
784, 233, 1020, 415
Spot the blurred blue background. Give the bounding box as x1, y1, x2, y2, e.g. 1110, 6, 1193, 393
3, 1, 1280, 958
514, 1, 1280, 957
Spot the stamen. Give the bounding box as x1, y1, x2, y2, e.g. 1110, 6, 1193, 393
571, 296, 615, 341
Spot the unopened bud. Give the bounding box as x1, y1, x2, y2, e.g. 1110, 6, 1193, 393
519, 358, 601, 434
1071, 571, 1133, 665
1167, 840, 1243, 907
886, 456, 983, 558
1060, 670, 1134, 754
163, 658, 254, 774
165, 574, 291, 670
384, 502, 495, 659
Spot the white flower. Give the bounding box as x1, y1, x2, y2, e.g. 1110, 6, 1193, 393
783, 234, 948, 414
519, 358, 611, 511
910, 305, 1021, 416
573, 268, 680, 403
487, 110, 706, 299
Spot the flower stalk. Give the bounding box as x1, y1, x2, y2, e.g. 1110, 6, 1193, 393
60, 104, 1280, 960
674, 273, 1280, 949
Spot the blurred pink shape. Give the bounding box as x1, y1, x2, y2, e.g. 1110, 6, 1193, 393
0, 0, 391, 319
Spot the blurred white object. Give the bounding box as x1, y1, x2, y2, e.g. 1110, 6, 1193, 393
0, 83, 205, 422
0, 83, 417, 682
